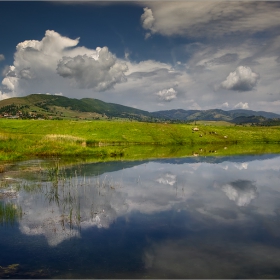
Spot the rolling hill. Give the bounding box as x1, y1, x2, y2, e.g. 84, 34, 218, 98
0, 94, 280, 124
0, 94, 154, 121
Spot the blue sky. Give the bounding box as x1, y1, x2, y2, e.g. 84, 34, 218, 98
1, 1, 280, 113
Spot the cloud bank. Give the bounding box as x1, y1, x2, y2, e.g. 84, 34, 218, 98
140, 2, 280, 38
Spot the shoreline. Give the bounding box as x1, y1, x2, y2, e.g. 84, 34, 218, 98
1, 119, 280, 161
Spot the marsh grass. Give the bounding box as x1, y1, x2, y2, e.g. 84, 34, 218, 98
45, 134, 85, 143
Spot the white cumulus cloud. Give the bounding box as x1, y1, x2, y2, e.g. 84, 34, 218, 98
155, 87, 177, 102
19, 68, 33, 80
0, 54, 4, 61
221, 66, 259, 92
141, 7, 155, 39
0, 30, 128, 97
0, 91, 12, 100
57, 47, 128, 91
1, 66, 18, 92
234, 102, 249, 109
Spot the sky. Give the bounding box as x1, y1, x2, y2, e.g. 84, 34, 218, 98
1, 1, 280, 113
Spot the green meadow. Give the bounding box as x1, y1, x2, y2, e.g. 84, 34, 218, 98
0, 119, 280, 162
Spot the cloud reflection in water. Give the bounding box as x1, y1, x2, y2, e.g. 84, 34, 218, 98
217, 180, 258, 206
2, 155, 278, 249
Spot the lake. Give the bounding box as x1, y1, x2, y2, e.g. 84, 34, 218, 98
1, 154, 280, 278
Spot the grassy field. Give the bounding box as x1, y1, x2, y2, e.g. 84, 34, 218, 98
0, 119, 280, 161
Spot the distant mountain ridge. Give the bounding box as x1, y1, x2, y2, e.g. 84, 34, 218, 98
151, 108, 280, 121
0, 94, 280, 123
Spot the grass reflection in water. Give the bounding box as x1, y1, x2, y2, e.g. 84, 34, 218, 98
0, 202, 22, 225
0, 178, 23, 225
22, 161, 121, 233
0, 160, 121, 235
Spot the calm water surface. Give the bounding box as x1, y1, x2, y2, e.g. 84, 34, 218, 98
1, 154, 280, 278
